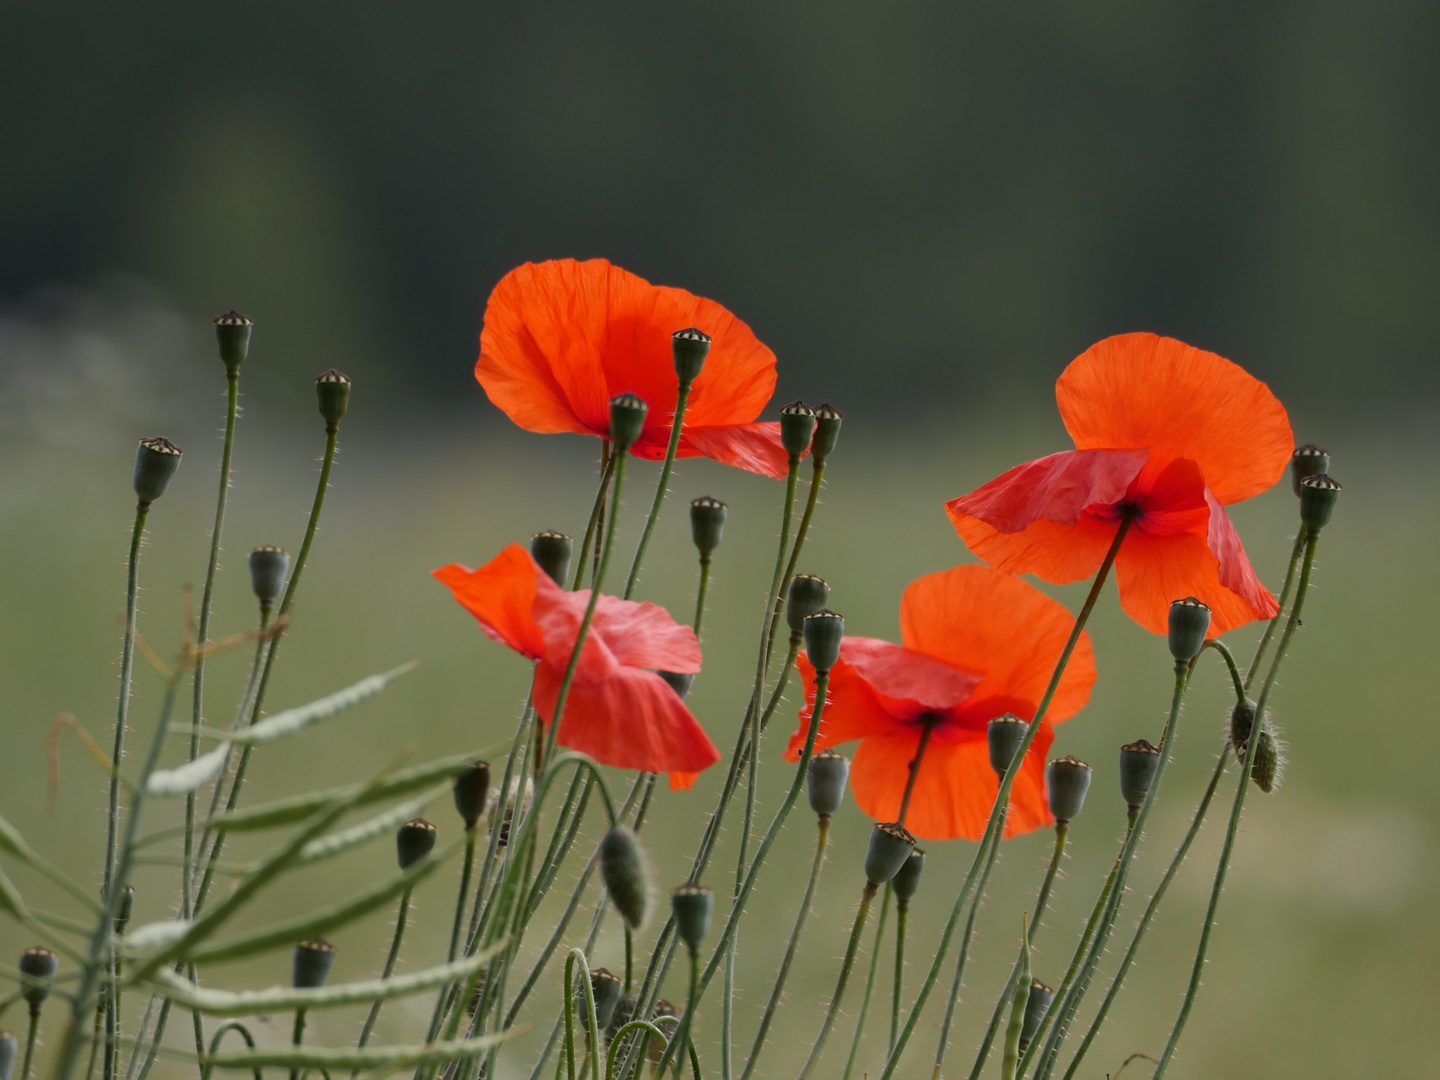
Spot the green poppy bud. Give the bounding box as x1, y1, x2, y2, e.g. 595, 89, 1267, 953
453, 761, 491, 829
530, 530, 573, 585
1250, 725, 1284, 793
987, 715, 1029, 779
648, 1001, 679, 1065
1019, 979, 1053, 1051
892, 848, 926, 908
786, 574, 830, 633
670, 883, 713, 953
114, 885, 135, 935
213, 310, 252, 375
1299, 473, 1341, 533
0, 1030, 16, 1080
248, 546, 290, 609
689, 496, 727, 557
1229, 699, 1257, 747
1045, 755, 1092, 824
133, 436, 183, 506
578, 967, 624, 1032
19, 948, 58, 1015
657, 670, 694, 700
779, 401, 817, 459
803, 609, 844, 674
1167, 597, 1211, 663
609, 993, 637, 1038
672, 328, 711, 385
1290, 444, 1330, 497
396, 818, 437, 870
314, 369, 351, 428
608, 392, 649, 451
806, 748, 850, 818
811, 403, 843, 464
292, 939, 337, 988
1119, 739, 1161, 811
599, 826, 652, 931
864, 821, 916, 885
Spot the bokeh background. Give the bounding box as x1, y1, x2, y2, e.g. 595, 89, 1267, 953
2, 4, 1437, 1078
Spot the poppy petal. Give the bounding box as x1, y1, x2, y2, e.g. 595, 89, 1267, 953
1113, 523, 1277, 637
947, 448, 1148, 533
589, 594, 702, 674
782, 652, 911, 761
839, 638, 982, 712
680, 423, 793, 479
432, 545, 547, 659
668, 771, 699, 791
1206, 490, 1279, 621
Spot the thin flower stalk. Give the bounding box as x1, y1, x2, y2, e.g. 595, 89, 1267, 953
1244, 528, 1306, 691
448, 829, 480, 963
840, 885, 893, 1080
103, 506, 148, 918
351, 887, 415, 1068
693, 551, 712, 637
795, 882, 879, 1080
762, 455, 826, 672
624, 371, 697, 599
1000, 920, 1032, 1080
573, 447, 616, 592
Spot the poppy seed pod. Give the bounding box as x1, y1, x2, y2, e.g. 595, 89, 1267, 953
672, 327, 712, 385
1167, 597, 1211, 663
987, 715, 1030, 779
1299, 473, 1341, 534
608, 392, 649, 450
864, 822, 916, 885
530, 530, 573, 585
599, 826, 652, 930
315, 369, 352, 427
1046, 755, 1093, 824
1291, 444, 1330, 497
133, 437, 183, 506
803, 609, 844, 674
248, 546, 290, 608
114, 884, 135, 934
453, 761, 491, 828
892, 848, 926, 908
396, 818, 437, 869
689, 496, 727, 556
657, 670, 694, 700
779, 401, 817, 459
1250, 725, 1283, 793
19, 948, 58, 1014
806, 749, 850, 818
786, 574, 830, 633
0, 1030, 15, 1080
1229, 699, 1257, 747
214, 310, 252, 374
811, 402, 843, 464
1119, 740, 1161, 811
1020, 979, 1053, 1051
292, 939, 337, 988
578, 967, 624, 1032
670, 884, 713, 953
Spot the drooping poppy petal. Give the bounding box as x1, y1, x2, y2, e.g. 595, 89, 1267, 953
948, 449, 1147, 533
678, 423, 791, 479
783, 651, 913, 760
432, 545, 547, 659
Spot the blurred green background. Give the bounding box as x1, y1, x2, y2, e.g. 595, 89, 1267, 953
1, 4, 1437, 1079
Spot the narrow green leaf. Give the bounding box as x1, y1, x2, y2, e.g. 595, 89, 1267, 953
148, 744, 230, 797
228, 664, 418, 746
206, 1031, 516, 1072
293, 786, 446, 868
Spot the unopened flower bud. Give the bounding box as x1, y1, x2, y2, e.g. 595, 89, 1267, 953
1119, 740, 1161, 811
1299, 473, 1341, 533
19, 948, 58, 1014
453, 762, 491, 829
803, 609, 844, 674
315, 369, 352, 428
248, 546, 290, 608
657, 670, 694, 700
599, 827, 652, 930
786, 574, 830, 633
987, 715, 1029, 779
133, 437, 183, 506
1046, 755, 1092, 824
1020, 979, 1053, 1051
578, 967, 624, 1031
530, 530, 573, 585
609, 993, 637, 1038
396, 818, 437, 869
670, 884, 713, 953
1291, 444, 1330, 497
114, 885, 135, 935
806, 749, 850, 818
608, 393, 649, 450
1229, 699, 1257, 747
864, 822, 916, 885
811, 403, 843, 464
0, 1030, 15, 1080
213, 310, 252, 375
1250, 725, 1283, 793
672, 328, 711, 385
1167, 597, 1211, 663
892, 848, 926, 908
689, 497, 727, 557
779, 401, 817, 460
648, 1001, 678, 1065
292, 939, 336, 988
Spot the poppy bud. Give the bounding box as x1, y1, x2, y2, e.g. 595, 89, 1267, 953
892, 848, 925, 908
779, 401, 817, 460
1019, 979, 1053, 1051
608, 392, 649, 451
292, 939, 337, 988
1229, 699, 1257, 747
453, 761, 491, 829
672, 328, 711, 385
248, 546, 290, 609
214, 310, 252, 375
803, 609, 844, 674
396, 818, 437, 869
786, 574, 830, 633
530, 530, 573, 585
1290, 444, 1330, 497
1119, 740, 1161, 811
114, 885, 135, 935
1167, 597, 1211, 663
657, 670, 694, 700
811, 403, 843, 464
806, 749, 850, 818
0, 1031, 15, 1080
864, 822, 916, 885
1046, 755, 1092, 824
315, 369, 352, 428
133, 437, 183, 506
670, 883, 713, 953
609, 993, 637, 1037
987, 715, 1029, 779
1299, 473, 1341, 533
1250, 725, 1283, 793
19, 948, 58, 1015
648, 1001, 679, 1065
578, 967, 624, 1032
599, 826, 652, 931
689, 497, 727, 557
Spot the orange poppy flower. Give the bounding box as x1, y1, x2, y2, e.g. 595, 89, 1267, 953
945, 333, 1292, 637
434, 544, 721, 790
782, 565, 1095, 841
476, 258, 792, 478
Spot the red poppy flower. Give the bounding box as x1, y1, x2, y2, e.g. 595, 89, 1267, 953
783, 565, 1095, 841
434, 544, 721, 790
945, 333, 1292, 637
476, 258, 792, 478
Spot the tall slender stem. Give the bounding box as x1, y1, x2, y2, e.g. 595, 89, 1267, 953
693, 555, 711, 637
1245, 528, 1306, 690
795, 884, 878, 1080
289, 1009, 307, 1080
891, 901, 907, 1054
22, 1011, 39, 1080
624, 380, 693, 600
898, 721, 935, 827
763, 458, 826, 671
104, 506, 148, 906
1000, 921, 1031, 1080
841, 884, 893, 1080
352, 888, 413, 1068
449, 831, 479, 964
574, 446, 615, 592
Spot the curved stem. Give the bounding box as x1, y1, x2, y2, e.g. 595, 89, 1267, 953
841, 884, 892, 1080
795, 883, 877, 1080
202, 1020, 260, 1080
1000, 920, 1031, 1080
1206, 640, 1246, 705
624, 379, 693, 600
1244, 528, 1306, 690
351, 888, 413, 1069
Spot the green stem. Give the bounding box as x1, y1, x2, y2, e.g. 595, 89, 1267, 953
763, 458, 827, 671
891, 904, 907, 1054
351, 888, 413, 1068
104, 505, 148, 907
897, 720, 935, 827
102, 951, 121, 1080
693, 555, 711, 637
448, 830, 479, 964
1245, 528, 1306, 691
841, 884, 892, 1080
1207, 640, 1246, 704
85, 1007, 104, 1080
795, 883, 878, 1080
574, 447, 615, 592
624, 379, 693, 600
1000, 921, 1031, 1080
23, 1011, 39, 1080
201, 1020, 261, 1080
289, 1008, 307, 1080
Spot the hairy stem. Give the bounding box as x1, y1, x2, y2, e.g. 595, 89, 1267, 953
796, 883, 878, 1080
841, 884, 893, 1080
624, 379, 693, 600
